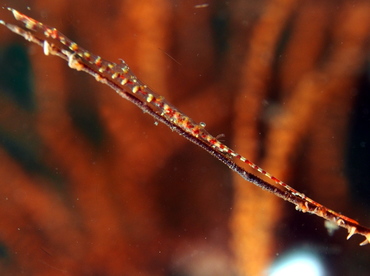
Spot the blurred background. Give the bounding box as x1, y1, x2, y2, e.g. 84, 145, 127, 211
0, 0, 369, 275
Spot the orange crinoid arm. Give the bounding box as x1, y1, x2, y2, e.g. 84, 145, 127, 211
1, 7, 369, 246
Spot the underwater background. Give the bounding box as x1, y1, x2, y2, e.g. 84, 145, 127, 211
0, 0, 369, 275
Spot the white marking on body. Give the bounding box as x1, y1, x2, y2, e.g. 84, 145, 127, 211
70, 42, 78, 51
43, 40, 50, 55
94, 56, 102, 65
67, 53, 84, 71
132, 86, 140, 93
346, 226, 356, 240
147, 94, 154, 103
98, 66, 106, 73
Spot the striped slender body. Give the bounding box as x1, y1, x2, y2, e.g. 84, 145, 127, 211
1, 8, 369, 245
